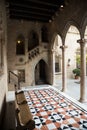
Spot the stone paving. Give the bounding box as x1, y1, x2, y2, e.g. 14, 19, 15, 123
54, 77, 87, 107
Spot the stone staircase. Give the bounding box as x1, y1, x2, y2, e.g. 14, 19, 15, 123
27, 45, 48, 62
28, 46, 40, 61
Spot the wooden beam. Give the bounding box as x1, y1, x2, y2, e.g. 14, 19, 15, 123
7, 0, 59, 7
10, 14, 50, 23
10, 11, 52, 20
9, 8, 52, 17
9, 3, 56, 13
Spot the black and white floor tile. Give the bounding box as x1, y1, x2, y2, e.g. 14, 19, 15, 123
24, 87, 87, 130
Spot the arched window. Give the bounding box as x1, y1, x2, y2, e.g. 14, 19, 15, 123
16, 35, 25, 55
41, 26, 48, 42
28, 31, 39, 51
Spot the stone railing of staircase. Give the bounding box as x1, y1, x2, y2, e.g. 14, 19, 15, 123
27, 45, 48, 62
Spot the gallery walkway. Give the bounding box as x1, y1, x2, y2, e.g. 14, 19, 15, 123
4, 79, 87, 130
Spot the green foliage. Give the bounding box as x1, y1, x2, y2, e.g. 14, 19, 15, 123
76, 54, 87, 64
72, 68, 80, 76
76, 55, 80, 64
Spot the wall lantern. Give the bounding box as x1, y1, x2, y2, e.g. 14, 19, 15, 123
17, 40, 21, 44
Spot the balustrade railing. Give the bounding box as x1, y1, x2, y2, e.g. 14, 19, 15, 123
28, 45, 48, 62
28, 47, 39, 60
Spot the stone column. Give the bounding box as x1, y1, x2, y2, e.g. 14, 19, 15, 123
60, 45, 67, 92
51, 49, 55, 85
77, 38, 87, 102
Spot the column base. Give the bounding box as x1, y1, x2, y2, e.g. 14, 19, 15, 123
61, 88, 66, 92
79, 98, 87, 103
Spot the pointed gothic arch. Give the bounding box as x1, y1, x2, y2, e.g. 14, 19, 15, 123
65, 25, 80, 78
63, 20, 80, 41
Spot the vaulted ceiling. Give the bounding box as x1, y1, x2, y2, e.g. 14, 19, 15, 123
6, 0, 65, 23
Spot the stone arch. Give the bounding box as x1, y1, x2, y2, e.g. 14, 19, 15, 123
82, 14, 87, 76
81, 13, 87, 37
28, 30, 39, 51
62, 20, 81, 43
65, 25, 80, 78
35, 59, 48, 85
50, 31, 63, 50
65, 25, 80, 45
16, 34, 25, 55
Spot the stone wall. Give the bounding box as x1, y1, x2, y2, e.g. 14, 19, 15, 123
0, 0, 8, 126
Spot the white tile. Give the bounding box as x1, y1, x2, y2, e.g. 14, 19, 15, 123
47, 123, 56, 129
40, 111, 47, 116
58, 108, 64, 112
67, 118, 76, 124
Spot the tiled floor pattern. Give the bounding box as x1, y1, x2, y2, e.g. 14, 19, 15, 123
24, 88, 87, 130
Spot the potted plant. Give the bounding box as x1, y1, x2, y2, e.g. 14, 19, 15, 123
72, 68, 80, 79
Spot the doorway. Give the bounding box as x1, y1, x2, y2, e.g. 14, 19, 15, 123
35, 60, 47, 85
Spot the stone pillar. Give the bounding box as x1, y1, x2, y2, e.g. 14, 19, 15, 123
60, 45, 67, 92
51, 49, 55, 85
77, 38, 87, 102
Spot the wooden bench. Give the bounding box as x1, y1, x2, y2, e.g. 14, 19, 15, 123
15, 90, 35, 130
15, 90, 27, 104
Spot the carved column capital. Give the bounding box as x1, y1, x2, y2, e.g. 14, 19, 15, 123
77, 38, 87, 46
60, 45, 68, 50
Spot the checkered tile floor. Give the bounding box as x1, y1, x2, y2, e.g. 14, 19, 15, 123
24, 88, 87, 130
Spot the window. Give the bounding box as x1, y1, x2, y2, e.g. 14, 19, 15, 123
55, 63, 59, 72
41, 26, 48, 42
16, 35, 25, 55
28, 31, 39, 51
